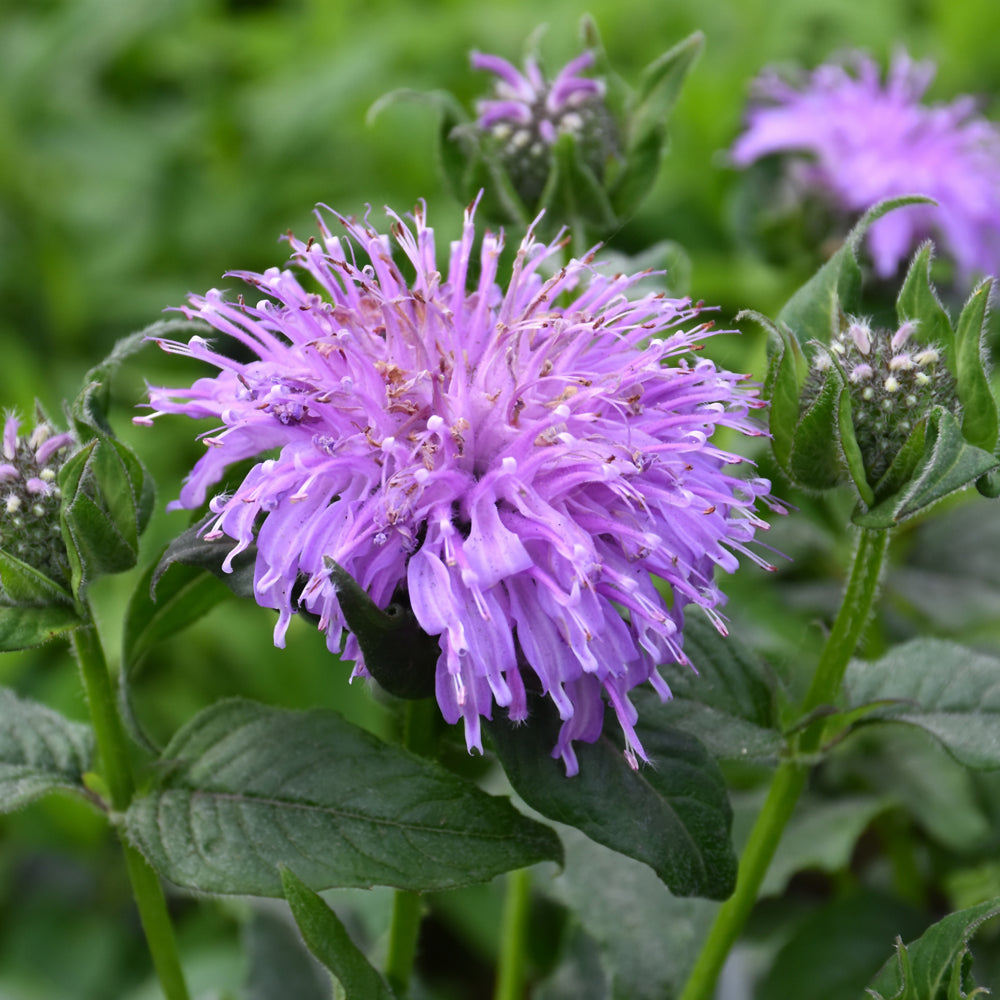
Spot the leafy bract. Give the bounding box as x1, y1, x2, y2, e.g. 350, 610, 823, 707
126, 699, 562, 896
866, 897, 1000, 999
280, 867, 398, 1000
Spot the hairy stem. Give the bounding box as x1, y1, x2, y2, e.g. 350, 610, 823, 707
73, 618, 191, 1000
680, 527, 889, 1000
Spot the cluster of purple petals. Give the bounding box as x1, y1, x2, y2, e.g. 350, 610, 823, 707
732, 51, 1000, 279
140, 202, 776, 775
471, 50, 605, 144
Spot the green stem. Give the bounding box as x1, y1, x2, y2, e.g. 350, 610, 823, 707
384, 699, 438, 995
679, 528, 889, 1000
385, 889, 423, 997
494, 868, 532, 1000
72, 618, 191, 1000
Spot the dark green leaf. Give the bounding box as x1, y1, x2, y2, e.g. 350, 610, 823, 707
789, 374, 847, 491
126, 699, 562, 896
488, 693, 736, 899
0, 688, 95, 812
325, 559, 438, 700
626, 31, 704, 153
777, 197, 931, 349
895, 242, 955, 368
154, 513, 257, 601
853, 409, 999, 527
954, 279, 998, 453
866, 897, 1000, 999
0, 550, 81, 650
657, 615, 781, 761
871, 419, 927, 506
845, 639, 1000, 770
280, 866, 398, 1000
760, 795, 893, 897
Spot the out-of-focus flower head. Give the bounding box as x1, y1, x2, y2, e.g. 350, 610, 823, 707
470, 49, 618, 206
732, 51, 1000, 280
0, 412, 74, 586
139, 200, 777, 775
372, 18, 704, 240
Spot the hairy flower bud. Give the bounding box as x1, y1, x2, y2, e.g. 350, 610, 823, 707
0, 412, 74, 586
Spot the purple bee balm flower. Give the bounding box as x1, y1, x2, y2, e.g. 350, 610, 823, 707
139, 201, 777, 775
731, 50, 1000, 279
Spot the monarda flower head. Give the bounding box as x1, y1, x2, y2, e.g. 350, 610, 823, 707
471, 49, 619, 205
139, 201, 776, 775
731, 51, 1000, 279
0, 412, 75, 586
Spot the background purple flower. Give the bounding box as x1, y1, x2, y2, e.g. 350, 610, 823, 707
140, 202, 776, 774
731, 51, 1000, 279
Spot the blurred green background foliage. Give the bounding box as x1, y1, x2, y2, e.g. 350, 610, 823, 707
2, 0, 1000, 996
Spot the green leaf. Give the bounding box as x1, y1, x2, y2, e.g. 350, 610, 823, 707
542, 823, 716, 1000
789, 373, 847, 491
845, 639, 1000, 770
59, 437, 152, 597
777, 197, 931, 349
488, 693, 736, 900
126, 699, 562, 896
759, 892, 926, 1000
657, 615, 781, 762
244, 907, 329, 1000
866, 897, 1000, 999
541, 131, 618, 233
760, 795, 894, 897
0, 688, 95, 812
154, 513, 257, 601
895, 242, 955, 367
871, 419, 927, 506
0, 550, 81, 650
125, 557, 232, 675
954, 279, 999, 453
853, 409, 999, 527
748, 309, 808, 472
280, 866, 398, 1000
626, 31, 704, 153
608, 124, 664, 221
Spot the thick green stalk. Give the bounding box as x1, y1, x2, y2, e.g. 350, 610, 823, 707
73, 618, 191, 1000
384, 699, 438, 995
679, 528, 889, 1000
494, 868, 532, 1000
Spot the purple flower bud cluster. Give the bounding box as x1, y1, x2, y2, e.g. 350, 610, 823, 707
140, 201, 777, 774
732, 51, 1000, 279
0, 414, 75, 583
472, 50, 619, 203
810, 318, 955, 481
